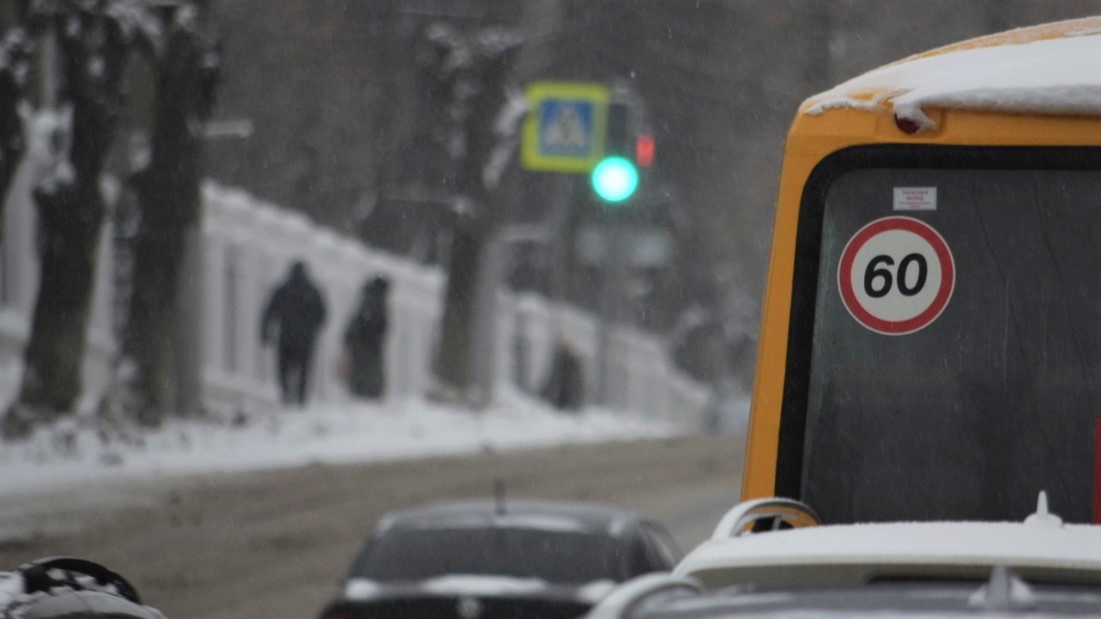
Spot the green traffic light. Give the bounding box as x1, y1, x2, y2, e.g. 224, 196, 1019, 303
590, 156, 639, 203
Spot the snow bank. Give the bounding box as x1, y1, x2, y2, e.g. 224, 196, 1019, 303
0, 391, 683, 496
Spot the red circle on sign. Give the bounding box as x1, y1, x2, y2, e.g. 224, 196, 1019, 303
837, 216, 955, 335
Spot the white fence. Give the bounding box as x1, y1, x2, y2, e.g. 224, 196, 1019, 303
0, 147, 711, 428
196, 184, 447, 413
199, 184, 711, 428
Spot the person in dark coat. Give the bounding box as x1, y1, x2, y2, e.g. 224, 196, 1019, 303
343, 275, 390, 400
540, 336, 585, 412
261, 261, 327, 406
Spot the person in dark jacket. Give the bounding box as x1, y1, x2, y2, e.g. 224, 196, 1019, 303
261, 261, 327, 406
540, 336, 585, 412
343, 275, 390, 400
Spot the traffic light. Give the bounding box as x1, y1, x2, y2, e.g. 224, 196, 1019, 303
591, 156, 638, 203
591, 102, 638, 205
635, 133, 654, 168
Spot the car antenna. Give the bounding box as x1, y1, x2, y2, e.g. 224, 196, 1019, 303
494, 478, 507, 515
1024, 490, 1063, 528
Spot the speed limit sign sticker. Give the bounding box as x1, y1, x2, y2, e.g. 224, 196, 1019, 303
838, 216, 955, 335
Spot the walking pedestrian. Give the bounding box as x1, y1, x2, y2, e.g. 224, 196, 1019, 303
261, 260, 327, 406
342, 275, 390, 400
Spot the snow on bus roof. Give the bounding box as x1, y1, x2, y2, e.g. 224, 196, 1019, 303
803, 16, 1101, 132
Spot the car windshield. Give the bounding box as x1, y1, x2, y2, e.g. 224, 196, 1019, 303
351, 528, 627, 584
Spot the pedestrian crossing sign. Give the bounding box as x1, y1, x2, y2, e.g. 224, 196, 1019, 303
522, 82, 610, 173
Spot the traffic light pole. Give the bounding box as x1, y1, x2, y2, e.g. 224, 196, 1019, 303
595, 206, 628, 407
592, 95, 637, 408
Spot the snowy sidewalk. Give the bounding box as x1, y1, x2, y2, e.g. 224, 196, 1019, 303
0, 393, 686, 496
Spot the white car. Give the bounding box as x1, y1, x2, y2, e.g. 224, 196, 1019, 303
587, 493, 1101, 619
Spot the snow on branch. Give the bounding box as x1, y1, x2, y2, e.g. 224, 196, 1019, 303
482, 85, 525, 191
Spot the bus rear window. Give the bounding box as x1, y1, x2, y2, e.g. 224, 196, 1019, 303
802, 167, 1101, 524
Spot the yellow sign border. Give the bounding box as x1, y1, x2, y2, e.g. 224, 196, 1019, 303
522, 81, 610, 173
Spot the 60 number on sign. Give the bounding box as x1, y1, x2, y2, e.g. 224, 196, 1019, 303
838, 216, 955, 335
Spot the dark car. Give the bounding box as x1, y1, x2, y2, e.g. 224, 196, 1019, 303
0, 557, 166, 619
318, 500, 681, 619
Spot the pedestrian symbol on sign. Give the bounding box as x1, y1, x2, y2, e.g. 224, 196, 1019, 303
539, 100, 593, 157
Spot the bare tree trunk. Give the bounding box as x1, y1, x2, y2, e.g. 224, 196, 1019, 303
17, 179, 105, 414
3, 8, 131, 439
0, 67, 24, 211
126, 139, 199, 424
0, 5, 32, 242
125, 8, 217, 425
435, 218, 486, 394
431, 29, 520, 404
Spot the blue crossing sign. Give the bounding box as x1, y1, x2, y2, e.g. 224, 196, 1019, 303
522, 82, 610, 173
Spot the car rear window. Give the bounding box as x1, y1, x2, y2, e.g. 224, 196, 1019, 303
800, 166, 1101, 524
351, 528, 628, 583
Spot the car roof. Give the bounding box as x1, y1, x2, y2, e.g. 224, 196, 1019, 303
590, 497, 1101, 619
675, 495, 1101, 589
4, 589, 166, 619
375, 500, 650, 538
678, 521, 1101, 588
627, 579, 1101, 619
0, 558, 164, 619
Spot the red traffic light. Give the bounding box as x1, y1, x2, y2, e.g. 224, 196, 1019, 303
636, 133, 654, 168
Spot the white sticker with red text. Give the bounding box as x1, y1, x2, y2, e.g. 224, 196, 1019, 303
893, 187, 937, 211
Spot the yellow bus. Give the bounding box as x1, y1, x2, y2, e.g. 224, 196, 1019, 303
743, 16, 1101, 524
